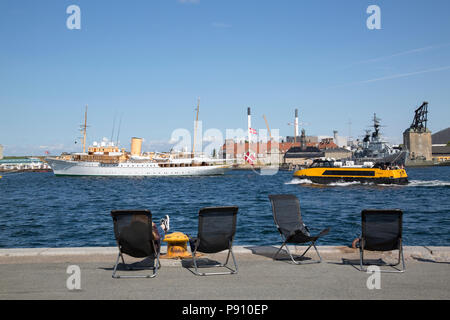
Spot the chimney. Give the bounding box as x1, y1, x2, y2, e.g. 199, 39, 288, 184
131, 137, 143, 156
295, 109, 299, 139
333, 130, 338, 145
300, 129, 306, 150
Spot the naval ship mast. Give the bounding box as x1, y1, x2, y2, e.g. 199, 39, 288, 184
353, 113, 400, 162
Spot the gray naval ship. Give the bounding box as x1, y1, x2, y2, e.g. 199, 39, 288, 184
353, 114, 407, 166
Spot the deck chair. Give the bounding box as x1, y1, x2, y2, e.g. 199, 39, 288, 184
269, 194, 330, 264
188, 206, 239, 276
357, 209, 405, 273
110, 209, 160, 278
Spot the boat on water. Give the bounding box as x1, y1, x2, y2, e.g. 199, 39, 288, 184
46, 104, 231, 177
46, 139, 231, 177
293, 158, 408, 185
46, 154, 231, 176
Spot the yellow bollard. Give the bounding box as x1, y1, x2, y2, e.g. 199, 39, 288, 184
161, 232, 193, 259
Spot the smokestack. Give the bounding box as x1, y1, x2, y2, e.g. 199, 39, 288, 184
131, 137, 143, 156
300, 129, 306, 150
294, 109, 299, 139
247, 107, 252, 143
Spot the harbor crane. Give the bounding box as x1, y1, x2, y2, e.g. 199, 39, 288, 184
410, 101, 428, 132
263, 114, 272, 141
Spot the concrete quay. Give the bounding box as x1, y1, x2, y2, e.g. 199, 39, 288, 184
0, 245, 449, 300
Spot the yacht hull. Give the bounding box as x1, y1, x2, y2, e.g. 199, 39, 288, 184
46, 158, 231, 177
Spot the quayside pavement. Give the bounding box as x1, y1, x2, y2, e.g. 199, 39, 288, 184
0, 246, 449, 300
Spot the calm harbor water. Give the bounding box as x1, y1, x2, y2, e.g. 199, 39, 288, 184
0, 167, 449, 248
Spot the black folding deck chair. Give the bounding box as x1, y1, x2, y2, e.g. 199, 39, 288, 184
110, 209, 160, 278
357, 209, 405, 273
269, 194, 330, 264
188, 206, 239, 276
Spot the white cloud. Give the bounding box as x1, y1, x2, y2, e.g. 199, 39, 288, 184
3, 143, 76, 156
143, 140, 175, 152
38, 144, 66, 151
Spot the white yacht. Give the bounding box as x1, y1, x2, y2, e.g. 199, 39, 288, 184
46, 104, 231, 177
46, 140, 230, 177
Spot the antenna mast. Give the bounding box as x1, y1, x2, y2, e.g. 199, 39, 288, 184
82, 105, 88, 153
116, 114, 123, 147
192, 97, 200, 158
110, 113, 117, 145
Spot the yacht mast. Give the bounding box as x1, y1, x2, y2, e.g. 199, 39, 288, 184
82, 105, 88, 153
192, 98, 200, 158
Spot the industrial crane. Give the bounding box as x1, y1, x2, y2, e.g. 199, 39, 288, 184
263, 115, 272, 141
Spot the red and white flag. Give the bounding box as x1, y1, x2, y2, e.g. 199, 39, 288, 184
244, 151, 256, 165
249, 128, 257, 135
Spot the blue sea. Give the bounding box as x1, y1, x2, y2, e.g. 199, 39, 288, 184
0, 167, 449, 248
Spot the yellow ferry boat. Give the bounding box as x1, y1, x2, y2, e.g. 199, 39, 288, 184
293, 159, 408, 185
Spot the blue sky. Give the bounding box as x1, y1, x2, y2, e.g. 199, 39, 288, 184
1, 0, 449, 155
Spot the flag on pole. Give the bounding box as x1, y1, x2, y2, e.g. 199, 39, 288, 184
249, 128, 257, 135
244, 151, 256, 165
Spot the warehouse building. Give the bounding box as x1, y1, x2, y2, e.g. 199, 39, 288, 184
432, 127, 450, 163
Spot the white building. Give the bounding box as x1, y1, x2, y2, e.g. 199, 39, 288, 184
0, 158, 50, 171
